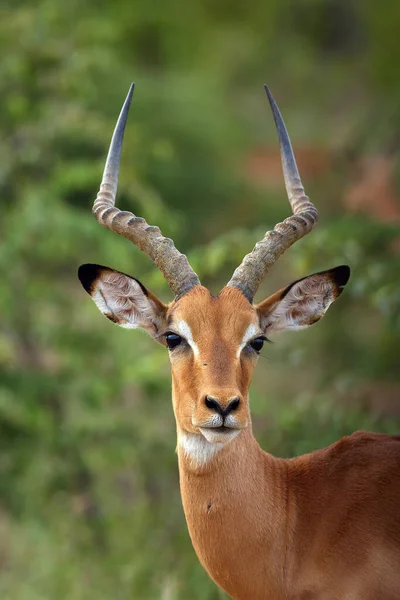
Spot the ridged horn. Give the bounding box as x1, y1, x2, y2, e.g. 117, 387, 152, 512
227, 85, 318, 301
92, 83, 201, 298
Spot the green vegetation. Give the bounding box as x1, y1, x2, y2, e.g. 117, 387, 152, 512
1, 1, 399, 598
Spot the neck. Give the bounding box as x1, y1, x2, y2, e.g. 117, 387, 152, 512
177, 425, 257, 471
176, 425, 288, 599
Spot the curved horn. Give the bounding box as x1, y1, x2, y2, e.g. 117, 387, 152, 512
93, 83, 201, 298
227, 85, 318, 301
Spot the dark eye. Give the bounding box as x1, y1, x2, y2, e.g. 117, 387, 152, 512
249, 337, 265, 353
165, 332, 182, 350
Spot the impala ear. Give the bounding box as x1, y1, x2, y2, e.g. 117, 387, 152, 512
256, 265, 350, 334
78, 264, 168, 340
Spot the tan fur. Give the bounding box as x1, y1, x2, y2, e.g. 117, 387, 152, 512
78, 85, 397, 598
168, 286, 257, 437
166, 287, 400, 600
80, 266, 400, 599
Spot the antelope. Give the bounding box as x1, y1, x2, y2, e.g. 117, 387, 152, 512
78, 84, 400, 600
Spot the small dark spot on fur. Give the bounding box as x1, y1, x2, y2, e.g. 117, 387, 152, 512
207, 502, 212, 512
203, 363, 208, 367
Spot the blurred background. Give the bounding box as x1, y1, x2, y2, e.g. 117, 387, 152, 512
1, 0, 400, 598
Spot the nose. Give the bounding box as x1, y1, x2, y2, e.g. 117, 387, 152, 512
204, 396, 240, 417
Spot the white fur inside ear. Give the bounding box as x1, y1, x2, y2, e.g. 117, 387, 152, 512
263, 276, 337, 333
91, 271, 162, 333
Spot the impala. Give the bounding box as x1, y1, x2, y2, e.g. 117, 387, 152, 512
78, 84, 400, 599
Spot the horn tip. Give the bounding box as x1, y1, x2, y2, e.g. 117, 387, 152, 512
126, 82, 135, 104
263, 84, 276, 109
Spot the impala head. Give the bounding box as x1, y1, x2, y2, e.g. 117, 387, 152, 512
78, 83, 350, 449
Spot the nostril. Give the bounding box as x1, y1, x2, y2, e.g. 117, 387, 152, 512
205, 396, 223, 414
204, 396, 240, 416
227, 397, 240, 412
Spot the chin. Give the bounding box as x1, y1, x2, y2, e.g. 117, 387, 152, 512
199, 427, 242, 445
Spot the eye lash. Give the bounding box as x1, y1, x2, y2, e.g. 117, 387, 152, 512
249, 335, 272, 345
163, 330, 184, 339
246, 335, 271, 355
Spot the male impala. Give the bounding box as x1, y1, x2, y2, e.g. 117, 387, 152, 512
78, 84, 400, 599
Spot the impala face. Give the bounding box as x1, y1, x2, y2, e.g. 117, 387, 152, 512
78, 263, 350, 448
166, 286, 258, 445
78, 83, 350, 451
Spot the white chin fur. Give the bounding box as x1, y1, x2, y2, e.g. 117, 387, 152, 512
199, 427, 240, 445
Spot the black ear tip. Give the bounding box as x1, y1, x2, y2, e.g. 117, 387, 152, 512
78, 264, 102, 294
332, 265, 351, 288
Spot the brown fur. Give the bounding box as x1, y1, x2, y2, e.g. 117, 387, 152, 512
179, 427, 400, 599
168, 286, 257, 435
79, 264, 400, 599
169, 287, 400, 599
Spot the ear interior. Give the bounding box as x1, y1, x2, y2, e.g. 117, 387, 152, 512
78, 264, 168, 338
257, 265, 350, 334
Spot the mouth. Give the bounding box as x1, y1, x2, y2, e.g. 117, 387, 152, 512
210, 426, 235, 434
199, 425, 242, 444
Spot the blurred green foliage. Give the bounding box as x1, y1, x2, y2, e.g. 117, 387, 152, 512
1, 1, 400, 598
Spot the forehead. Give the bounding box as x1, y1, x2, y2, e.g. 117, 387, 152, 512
168, 286, 258, 341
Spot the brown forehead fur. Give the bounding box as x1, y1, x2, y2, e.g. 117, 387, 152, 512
166, 285, 257, 436
167, 285, 259, 347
